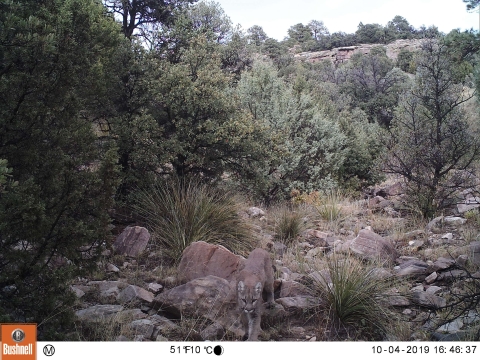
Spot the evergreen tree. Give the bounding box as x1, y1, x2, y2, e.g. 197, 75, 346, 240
0, 0, 120, 338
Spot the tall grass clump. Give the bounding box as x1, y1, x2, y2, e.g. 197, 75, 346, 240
310, 255, 392, 340
132, 178, 254, 262
272, 204, 308, 246
316, 189, 344, 222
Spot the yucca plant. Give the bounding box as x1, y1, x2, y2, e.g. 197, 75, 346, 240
310, 255, 392, 340
131, 178, 254, 263
272, 204, 308, 246
316, 189, 344, 222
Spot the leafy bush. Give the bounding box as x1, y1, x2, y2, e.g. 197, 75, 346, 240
132, 178, 254, 262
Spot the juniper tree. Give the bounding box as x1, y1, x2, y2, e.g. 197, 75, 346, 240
0, 0, 120, 338
382, 40, 480, 217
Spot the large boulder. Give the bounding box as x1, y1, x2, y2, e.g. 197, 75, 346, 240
112, 226, 150, 258
349, 229, 397, 263
177, 241, 245, 283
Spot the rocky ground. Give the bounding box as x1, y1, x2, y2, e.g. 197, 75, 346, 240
70, 180, 480, 342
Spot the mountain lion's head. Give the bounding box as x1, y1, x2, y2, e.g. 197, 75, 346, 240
237, 280, 262, 313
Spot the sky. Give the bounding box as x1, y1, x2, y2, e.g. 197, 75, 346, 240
213, 0, 479, 40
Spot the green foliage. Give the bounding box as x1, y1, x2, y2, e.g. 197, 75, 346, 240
396, 49, 417, 73
154, 35, 259, 180
311, 255, 392, 340
131, 178, 254, 262
103, 0, 196, 39
0, 0, 120, 338
444, 29, 480, 82
340, 48, 409, 126
356, 22, 388, 44
382, 40, 480, 217
235, 60, 346, 203
247, 25, 267, 46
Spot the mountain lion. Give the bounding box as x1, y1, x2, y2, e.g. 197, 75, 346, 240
236, 248, 275, 341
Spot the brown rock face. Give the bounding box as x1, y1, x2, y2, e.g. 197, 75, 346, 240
350, 229, 398, 263
177, 241, 245, 283
294, 39, 424, 65
112, 226, 150, 258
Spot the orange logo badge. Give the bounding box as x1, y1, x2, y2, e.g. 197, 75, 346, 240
0, 324, 36, 360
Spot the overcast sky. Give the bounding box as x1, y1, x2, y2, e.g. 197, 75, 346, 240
214, 0, 479, 40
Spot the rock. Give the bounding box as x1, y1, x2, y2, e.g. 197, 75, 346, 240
457, 196, 480, 214
429, 257, 455, 272
388, 295, 410, 307
87, 280, 128, 292
426, 216, 444, 232
425, 286, 442, 294
436, 269, 468, 282
441, 233, 453, 240
119, 308, 148, 320
246, 207, 265, 218
112, 226, 150, 258
384, 182, 404, 196
128, 319, 155, 339
75, 305, 123, 322
394, 259, 429, 278
431, 331, 469, 341
411, 291, 446, 309
408, 240, 424, 249
425, 272, 438, 284
275, 296, 321, 314
200, 323, 225, 341
349, 229, 397, 263
177, 241, 244, 283
436, 318, 464, 333
279, 280, 311, 297
152, 275, 235, 318
443, 216, 467, 226
304, 229, 328, 239
403, 230, 425, 241
70, 285, 85, 298
155, 335, 169, 341
468, 241, 480, 266
370, 267, 393, 280
148, 283, 163, 294
456, 254, 469, 267
117, 285, 154, 305
294, 39, 424, 65
100, 286, 122, 304
106, 263, 120, 273
149, 314, 178, 332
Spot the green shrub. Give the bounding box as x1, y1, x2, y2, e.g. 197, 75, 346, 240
310, 255, 392, 340
132, 178, 254, 262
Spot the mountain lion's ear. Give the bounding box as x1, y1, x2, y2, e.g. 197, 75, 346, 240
237, 281, 245, 292
254, 282, 262, 294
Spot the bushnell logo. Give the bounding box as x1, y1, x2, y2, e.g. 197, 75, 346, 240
11, 329, 25, 343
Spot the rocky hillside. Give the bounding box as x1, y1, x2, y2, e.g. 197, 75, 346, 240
294, 39, 424, 65
70, 179, 480, 342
